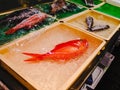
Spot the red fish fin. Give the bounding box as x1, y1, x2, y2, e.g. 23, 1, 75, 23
23, 52, 45, 61
5, 28, 16, 35
24, 57, 39, 61
23, 52, 42, 57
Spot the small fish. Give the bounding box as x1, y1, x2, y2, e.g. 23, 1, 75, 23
86, 16, 94, 30
50, 0, 67, 14
90, 25, 110, 31
23, 39, 88, 61
5, 13, 47, 34
0, 7, 40, 25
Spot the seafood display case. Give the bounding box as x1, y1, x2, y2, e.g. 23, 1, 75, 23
0, 0, 120, 90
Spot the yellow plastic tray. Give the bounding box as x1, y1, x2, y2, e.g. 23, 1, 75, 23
0, 23, 105, 90
65, 10, 120, 40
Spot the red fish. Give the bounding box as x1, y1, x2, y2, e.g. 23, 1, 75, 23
23, 39, 88, 62
5, 13, 47, 34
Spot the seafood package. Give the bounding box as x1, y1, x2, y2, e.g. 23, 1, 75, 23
66, 10, 120, 40
35, 0, 86, 19
0, 7, 56, 46
0, 23, 105, 90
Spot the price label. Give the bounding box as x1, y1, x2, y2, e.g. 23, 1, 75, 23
100, 52, 114, 67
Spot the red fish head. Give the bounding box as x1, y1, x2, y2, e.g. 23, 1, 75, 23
64, 39, 88, 50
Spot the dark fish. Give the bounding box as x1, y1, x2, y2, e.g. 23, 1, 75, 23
50, 0, 67, 14
0, 7, 40, 25
5, 13, 47, 34
86, 16, 94, 30
90, 25, 110, 31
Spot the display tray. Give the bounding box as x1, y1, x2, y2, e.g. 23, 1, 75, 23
94, 3, 120, 19
0, 10, 56, 47
34, 1, 86, 19
65, 10, 120, 40
0, 23, 105, 90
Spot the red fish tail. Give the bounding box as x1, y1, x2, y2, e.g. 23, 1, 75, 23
24, 57, 40, 61
23, 52, 45, 61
